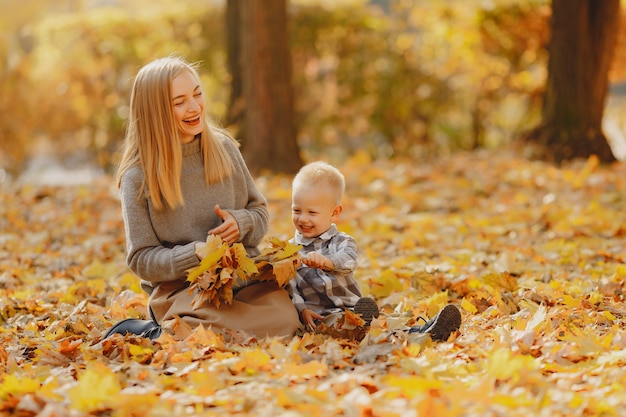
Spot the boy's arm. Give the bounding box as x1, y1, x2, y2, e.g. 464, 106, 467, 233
287, 276, 309, 313
302, 252, 334, 270
323, 234, 358, 273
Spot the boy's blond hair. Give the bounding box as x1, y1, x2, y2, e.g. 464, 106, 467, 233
292, 161, 345, 205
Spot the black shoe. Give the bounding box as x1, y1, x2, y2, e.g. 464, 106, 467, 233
353, 297, 380, 325
409, 304, 461, 341
104, 318, 163, 340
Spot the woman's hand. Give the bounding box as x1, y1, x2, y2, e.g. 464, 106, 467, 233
208, 205, 240, 244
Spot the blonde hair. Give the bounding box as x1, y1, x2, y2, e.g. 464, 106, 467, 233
292, 161, 345, 205
116, 56, 238, 210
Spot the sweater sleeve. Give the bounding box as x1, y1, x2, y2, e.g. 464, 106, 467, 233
120, 168, 200, 283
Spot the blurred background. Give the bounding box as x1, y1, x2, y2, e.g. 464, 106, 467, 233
0, 0, 624, 184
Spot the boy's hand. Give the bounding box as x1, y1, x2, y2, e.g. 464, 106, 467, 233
301, 309, 324, 331
303, 252, 334, 270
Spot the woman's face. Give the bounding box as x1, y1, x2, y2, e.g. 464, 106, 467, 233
171, 70, 205, 144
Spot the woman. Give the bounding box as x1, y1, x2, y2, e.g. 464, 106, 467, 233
105, 56, 300, 340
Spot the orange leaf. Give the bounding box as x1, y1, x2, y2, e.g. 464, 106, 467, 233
344, 308, 366, 327
58, 339, 83, 355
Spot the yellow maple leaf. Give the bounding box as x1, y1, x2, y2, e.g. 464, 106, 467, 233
231, 348, 272, 375
612, 265, 626, 281
248, 238, 302, 286
602, 310, 617, 322
486, 348, 538, 384
67, 363, 121, 412
187, 237, 300, 306
187, 243, 227, 284
232, 243, 258, 277
482, 272, 519, 293
461, 298, 478, 314
562, 294, 581, 308
186, 370, 223, 396
588, 291, 603, 305
382, 374, 444, 397
368, 269, 404, 298
0, 374, 40, 399
283, 360, 328, 380
128, 343, 156, 363
272, 239, 303, 261
271, 257, 301, 286
258, 237, 302, 261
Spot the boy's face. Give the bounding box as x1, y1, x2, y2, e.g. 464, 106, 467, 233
291, 185, 342, 239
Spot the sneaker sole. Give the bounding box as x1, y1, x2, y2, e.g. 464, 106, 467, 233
426, 304, 462, 341
353, 297, 380, 324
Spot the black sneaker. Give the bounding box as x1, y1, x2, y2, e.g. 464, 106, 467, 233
353, 297, 380, 325
409, 304, 461, 341
104, 318, 163, 340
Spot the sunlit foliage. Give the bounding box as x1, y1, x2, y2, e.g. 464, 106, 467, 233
0, 0, 550, 173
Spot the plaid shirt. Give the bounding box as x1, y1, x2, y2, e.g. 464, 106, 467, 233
288, 224, 362, 315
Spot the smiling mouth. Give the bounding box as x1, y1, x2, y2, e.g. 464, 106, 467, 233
184, 115, 201, 124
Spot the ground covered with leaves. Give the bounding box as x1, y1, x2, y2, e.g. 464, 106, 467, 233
2, 149, 626, 417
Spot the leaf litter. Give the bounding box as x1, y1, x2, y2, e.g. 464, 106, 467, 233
1, 149, 626, 416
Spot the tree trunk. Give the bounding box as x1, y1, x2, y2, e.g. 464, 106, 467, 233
234, 0, 303, 175
226, 1, 244, 135
527, 0, 620, 163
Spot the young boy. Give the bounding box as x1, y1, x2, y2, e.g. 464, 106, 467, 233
288, 161, 378, 331
288, 161, 461, 342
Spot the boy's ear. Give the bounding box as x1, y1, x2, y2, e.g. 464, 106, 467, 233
332, 204, 343, 219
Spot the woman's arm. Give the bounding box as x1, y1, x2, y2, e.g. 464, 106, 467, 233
121, 168, 200, 283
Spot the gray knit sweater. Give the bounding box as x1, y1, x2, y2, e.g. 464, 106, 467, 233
120, 136, 269, 293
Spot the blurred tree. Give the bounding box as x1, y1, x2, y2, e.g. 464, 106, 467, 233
1, 1, 558, 175
527, 0, 620, 163
226, 1, 243, 130
228, 0, 303, 174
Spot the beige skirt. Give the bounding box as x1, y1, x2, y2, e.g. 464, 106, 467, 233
149, 279, 301, 339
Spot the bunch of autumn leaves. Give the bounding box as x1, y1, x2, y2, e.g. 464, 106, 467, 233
186, 236, 302, 309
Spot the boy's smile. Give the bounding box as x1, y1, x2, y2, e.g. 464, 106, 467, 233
292, 185, 342, 238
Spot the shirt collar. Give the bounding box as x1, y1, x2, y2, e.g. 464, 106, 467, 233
294, 224, 339, 246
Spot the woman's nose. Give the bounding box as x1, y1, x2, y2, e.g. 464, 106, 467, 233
188, 100, 200, 112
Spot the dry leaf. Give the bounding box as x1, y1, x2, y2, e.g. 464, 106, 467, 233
6, 149, 626, 416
